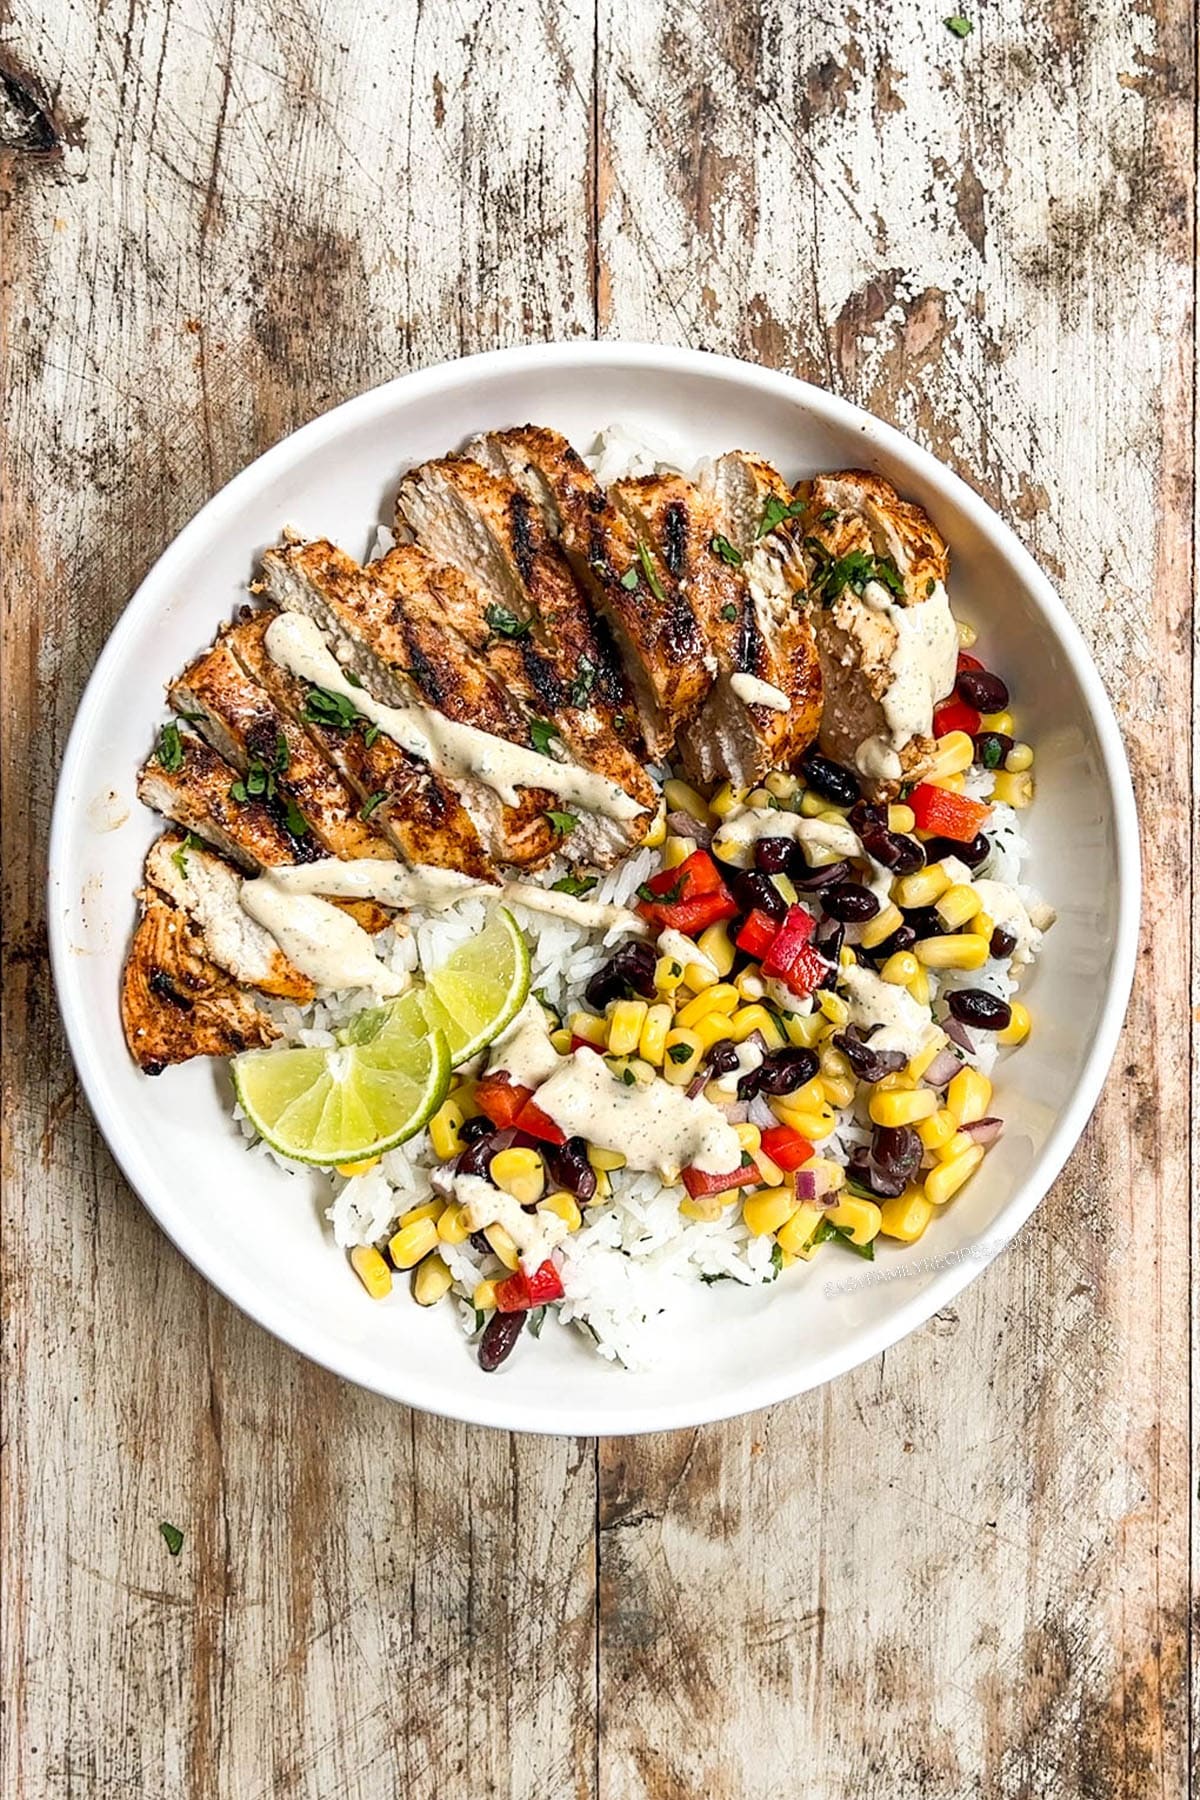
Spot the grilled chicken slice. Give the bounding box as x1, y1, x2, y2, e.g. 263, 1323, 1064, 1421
121, 891, 278, 1073
170, 633, 392, 864
226, 609, 494, 881
136, 730, 388, 933
676, 452, 823, 787
798, 470, 954, 796
144, 831, 315, 1003
394, 455, 656, 861
465, 426, 712, 758
258, 537, 562, 870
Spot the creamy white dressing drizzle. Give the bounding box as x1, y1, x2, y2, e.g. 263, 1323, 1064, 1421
730, 672, 791, 712
710, 1041, 763, 1096
265, 613, 645, 821
970, 879, 1049, 969
534, 1050, 742, 1182
453, 1173, 569, 1274
239, 879, 409, 995
485, 996, 563, 1088
657, 927, 717, 977
715, 808, 862, 862
841, 963, 940, 1057
855, 735, 904, 782
859, 578, 958, 754
501, 881, 647, 936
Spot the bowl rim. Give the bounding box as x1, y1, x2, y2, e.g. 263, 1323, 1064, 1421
47, 340, 1141, 1435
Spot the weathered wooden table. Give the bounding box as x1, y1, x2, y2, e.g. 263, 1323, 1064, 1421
3, 3, 1194, 1794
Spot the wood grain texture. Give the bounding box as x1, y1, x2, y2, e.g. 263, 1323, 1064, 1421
1, 1, 1194, 1797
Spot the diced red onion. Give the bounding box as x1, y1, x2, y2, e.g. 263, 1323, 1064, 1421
687, 1072, 708, 1100
747, 1093, 778, 1129
941, 1015, 976, 1055
667, 810, 712, 847
793, 1163, 841, 1201
963, 1116, 1004, 1147
429, 1164, 459, 1198
922, 1047, 963, 1088
721, 1101, 750, 1124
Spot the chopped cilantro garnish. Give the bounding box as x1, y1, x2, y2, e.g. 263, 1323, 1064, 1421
363, 722, 380, 748
156, 722, 184, 773
343, 667, 363, 687
667, 1042, 693, 1064
159, 1521, 184, 1556
636, 538, 668, 604
980, 737, 1003, 770
719, 602, 739, 622
545, 810, 578, 836
170, 831, 204, 877
551, 874, 598, 897
280, 797, 310, 838
813, 1218, 875, 1259
301, 686, 360, 730
710, 534, 744, 568
945, 14, 972, 36
637, 872, 684, 905
806, 542, 906, 607
619, 567, 640, 591
359, 791, 387, 819
484, 602, 531, 639
756, 493, 805, 539
700, 1271, 734, 1285
529, 718, 560, 757
768, 1242, 785, 1278
528, 1306, 547, 1339
620, 1068, 637, 1087
570, 656, 596, 705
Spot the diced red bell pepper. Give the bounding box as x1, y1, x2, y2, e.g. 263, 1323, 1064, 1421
473, 1076, 533, 1130
494, 1259, 565, 1313
956, 650, 984, 674
760, 904, 825, 996
760, 1124, 815, 1172
512, 1098, 566, 1146
932, 695, 981, 738
908, 782, 993, 843
570, 1035, 603, 1055
681, 1159, 757, 1199
637, 849, 738, 935
735, 908, 779, 960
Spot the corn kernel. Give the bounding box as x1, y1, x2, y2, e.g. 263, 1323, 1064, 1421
709, 834, 751, 869
880, 950, 919, 985
771, 1101, 836, 1140
437, 1202, 472, 1245
887, 803, 916, 834
743, 1186, 797, 1236
972, 911, 996, 945
734, 967, 765, 1001
820, 1073, 857, 1108
929, 771, 965, 793
428, 1096, 465, 1162
806, 1157, 845, 1193
412, 1253, 454, 1306
473, 1278, 498, 1312
918, 1108, 959, 1152
869, 1086, 938, 1127
860, 902, 903, 949
541, 1190, 582, 1231
914, 932, 990, 970
825, 1196, 882, 1245
490, 1146, 545, 1206
641, 800, 668, 847
997, 1000, 1031, 1045
839, 946, 856, 969
926, 730, 975, 779
568, 1010, 608, 1047
799, 788, 828, 818
728, 1003, 784, 1047
547, 1027, 570, 1054
730, 1124, 760, 1157
936, 884, 982, 930
398, 1199, 445, 1228
587, 1145, 627, 1171
778, 1202, 823, 1256
872, 1070, 912, 1093
710, 780, 748, 818
957, 618, 978, 647
772, 873, 799, 905
819, 1045, 852, 1081
350, 1245, 392, 1299
592, 1170, 612, 1200
992, 770, 1034, 808
679, 1193, 728, 1221
484, 1224, 520, 1270
662, 1027, 703, 1082
947, 1066, 992, 1124
781, 1009, 825, 1048
939, 1130, 975, 1162
677, 983, 739, 1030
605, 998, 646, 1056
636, 1002, 672, 1066
697, 920, 736, 977
788, 1074, 827, 1110
654, 954, 686, 994
816, 991, 849, 1027
337, 1155, 382, 1177
907, 966, 932, 1006
980, 709, 1014, 735
925, 1144, 984, 1204
389, 1217, 439, 1269
1005, 742, 1034, 774
752, 1149, 785, 1186
684, 960, 720, 991
662, 833, 697, 870
764, 769, 800, 802
879, 1189, 934, 1243
746, 787, 776, 809
894, 864, 952, 909
694, 1012, 736, 1052
664, 777, 714, 826
904, 1036, 947, 1081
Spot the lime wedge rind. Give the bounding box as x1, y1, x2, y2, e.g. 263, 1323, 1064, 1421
420, 906, 530, 1066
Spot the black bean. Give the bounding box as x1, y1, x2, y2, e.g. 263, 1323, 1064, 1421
870, 1124, 923, 1186
834, 1030, 907, 1084
799, 750, 861, 808
861, 922, 918, 965
895, 905, 944, 940
469, 1230, 492, 1255
584, 939, 656, 1010
459, 1114, 493, 1146
755, 835, 801, 876
921, 831, 991, 871
815, 921, 843, 987
542, 1137, 597, 1202
947, 989, 1012, 1032
860, 826, 926, 876
849, 800, 887, 835
706, 1041, 741, 1078
731, 869, 789, 922
847, 1145, 908, 1199
821, 882, 880, 924
478, 1309, 527, 1371
990, 926, 1017, 959
973, 731, 1014, 771
957, 668, 1009, 714
457, 1137, 498, 1178
753, 1047, 819, 1096
792, 857, 855, 892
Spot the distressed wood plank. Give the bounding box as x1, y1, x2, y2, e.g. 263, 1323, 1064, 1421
1, 3, 597, 1796
596, 1, 1194, 1795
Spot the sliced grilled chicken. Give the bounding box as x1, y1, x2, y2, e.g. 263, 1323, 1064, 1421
258, 537, 562, 870
394, 455, 657, 860
144, 830, 315, 1003
676, 451, 823, 787
798, 470, 954, 795
170, 632, 394, 864
226, 609, 494, 882
121, 891, 279, 1073
136, 730, 388, 933
465, 425, 712, 758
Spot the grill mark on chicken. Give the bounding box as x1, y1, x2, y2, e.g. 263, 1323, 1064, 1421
122, 892, 279, 1073
662, 501, 688, 578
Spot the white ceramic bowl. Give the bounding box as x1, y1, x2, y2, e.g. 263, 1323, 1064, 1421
49, 343, 1138, 1435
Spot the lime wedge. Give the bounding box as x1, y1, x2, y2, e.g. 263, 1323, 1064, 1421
419, 906, 530, 1066
232, 990, 450, 1166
